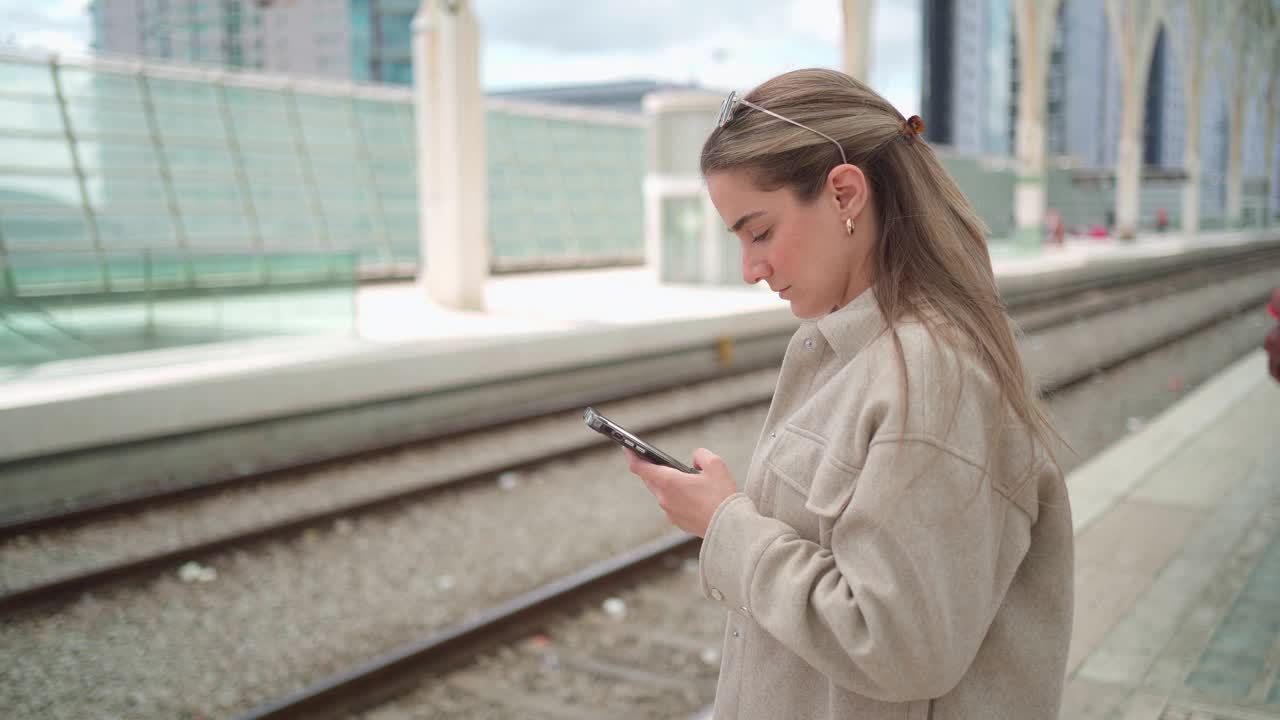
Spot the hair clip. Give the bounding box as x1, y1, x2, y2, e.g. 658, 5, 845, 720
903, 115, 925, 139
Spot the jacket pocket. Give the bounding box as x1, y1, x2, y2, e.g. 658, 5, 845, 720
764, 425, 859, 546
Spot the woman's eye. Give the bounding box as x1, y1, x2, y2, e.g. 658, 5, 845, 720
751, 229, 771, 243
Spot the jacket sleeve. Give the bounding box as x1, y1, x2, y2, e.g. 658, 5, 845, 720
698, 436, 1034, 702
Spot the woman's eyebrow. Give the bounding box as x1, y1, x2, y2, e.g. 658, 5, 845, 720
729, 210, 767, 232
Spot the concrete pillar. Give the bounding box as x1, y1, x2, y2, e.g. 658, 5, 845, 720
1226, 86, 1245, 227
644, 92, 725, 285
1171, 2, 1206, 240
1266, 4, 1280, 227
1168, 0, 1240, 240
1222, 1, 1270, 230
1104, 0, 1166, 240
1011, 0, 1064, 246
1181, 108, 1202, 237
1265, 76, 1278, 227
412, 0, 488, 310
841, 0, 875, 83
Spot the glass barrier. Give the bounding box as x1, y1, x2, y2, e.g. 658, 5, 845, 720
0, 248, 358, 368
0, 50, 648, 290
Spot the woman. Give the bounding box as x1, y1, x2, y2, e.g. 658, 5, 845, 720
624, 68, 1073, 719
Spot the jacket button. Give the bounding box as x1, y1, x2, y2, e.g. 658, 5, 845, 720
739, 605, 749, 615
769, 431, 776, 439
803, 338, 814, 349
710, 588, 724, 601
732, 629, 740, 638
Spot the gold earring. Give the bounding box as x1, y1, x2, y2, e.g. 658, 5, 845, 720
846, 218, 855, 235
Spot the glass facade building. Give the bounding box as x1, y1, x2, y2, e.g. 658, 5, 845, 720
350, 0, 416, 86
91, 0, 419, 87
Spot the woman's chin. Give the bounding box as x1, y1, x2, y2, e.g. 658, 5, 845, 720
789, 301, 824, 320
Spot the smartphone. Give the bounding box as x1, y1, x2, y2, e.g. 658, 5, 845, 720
583, 406, 697, 474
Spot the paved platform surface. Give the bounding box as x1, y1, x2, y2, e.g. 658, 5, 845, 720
353, 229, 1276, 343
1063, 348, 1280, 720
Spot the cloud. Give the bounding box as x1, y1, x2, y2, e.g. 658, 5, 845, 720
783, 0, 843, 47
472, 0, 790, 54
0, 0, 92, 53
0, 0, 921, 108
482, 19, 844, 94
7, 29, 86, 54
477, 0, 920, 110
478, 0, 862, 92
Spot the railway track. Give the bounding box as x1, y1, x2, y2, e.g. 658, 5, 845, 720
244, 534, 709, 720
1, 253, 1277, 616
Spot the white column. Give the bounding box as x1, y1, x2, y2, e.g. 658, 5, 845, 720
1222, 1, 1270, 230
1169, 2, 1203, 239
1225, 86, 1245, 226
841, 0, 875, 83
1258, 0, 1280, 227
699, 192, 722, 284
1104, 0, 1166, 240
642, 175, 664, 283
1181, 104, 1203, 237
1167, 0, 1238, 240
1011, 0, 1064, 246
412, 0, 488, 310
643, 92, 722, 284
1265, 73, 1279, 227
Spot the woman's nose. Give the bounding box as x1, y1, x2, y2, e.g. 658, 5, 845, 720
742, 257, 769, 285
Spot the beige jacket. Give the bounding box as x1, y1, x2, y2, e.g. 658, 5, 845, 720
700, 289, 1073, 719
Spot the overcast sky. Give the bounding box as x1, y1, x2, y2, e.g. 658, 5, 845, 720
0, 0, 921, 114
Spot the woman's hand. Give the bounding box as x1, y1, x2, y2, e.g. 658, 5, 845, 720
624, 447, 738, 538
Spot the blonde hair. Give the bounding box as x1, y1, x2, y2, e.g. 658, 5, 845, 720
701, 68, 1062, 468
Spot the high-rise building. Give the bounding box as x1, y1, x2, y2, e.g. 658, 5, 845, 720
89, 0, 416, 85
349, 0, 417, 85
1061, 0, 1109, 166
923, 0, 1018, 156
924, 0, 1202, 170
921, 0, 1280, 222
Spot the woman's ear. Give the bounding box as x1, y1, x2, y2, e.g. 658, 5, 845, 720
828, 164, 868, 219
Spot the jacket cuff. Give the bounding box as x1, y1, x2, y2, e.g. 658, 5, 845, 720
699, 492, 792, 610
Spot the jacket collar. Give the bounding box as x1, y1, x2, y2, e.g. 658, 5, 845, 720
813, 287, 886, 363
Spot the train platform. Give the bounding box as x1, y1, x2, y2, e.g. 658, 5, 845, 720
1062, 347, 1280, 720
0, 229, 1270, 450
0, 228, 1276, 521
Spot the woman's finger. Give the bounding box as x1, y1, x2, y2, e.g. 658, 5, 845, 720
622, 448, 668, 495
692, 448, 722, 472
